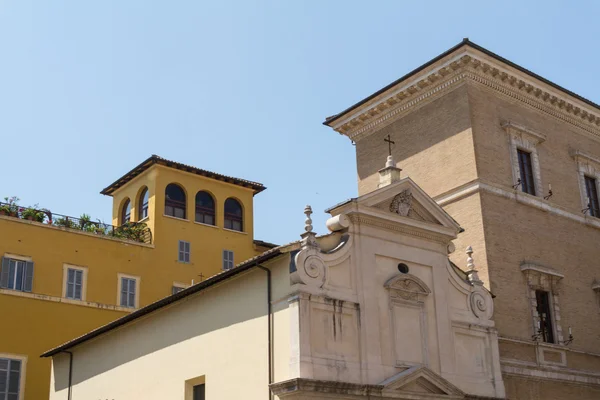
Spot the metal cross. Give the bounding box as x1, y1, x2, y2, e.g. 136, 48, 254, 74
384, 134, 395, 156
198, 272, 205, 282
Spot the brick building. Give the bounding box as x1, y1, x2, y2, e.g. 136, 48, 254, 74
324, 39, 600, 399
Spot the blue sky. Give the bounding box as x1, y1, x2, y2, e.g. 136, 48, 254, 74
1, 1, 598, 245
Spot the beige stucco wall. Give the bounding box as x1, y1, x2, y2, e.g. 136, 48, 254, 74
49, 262, 291, 400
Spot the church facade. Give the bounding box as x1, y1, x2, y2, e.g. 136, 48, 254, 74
44, 166, 506, 399
324, 39, 600, 399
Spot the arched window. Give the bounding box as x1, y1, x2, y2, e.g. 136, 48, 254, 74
165, 184, 186, 219
121, 198, 131, 225
138, 187, 149, 220
195, 191, 215, 225
224, 198, 243, 232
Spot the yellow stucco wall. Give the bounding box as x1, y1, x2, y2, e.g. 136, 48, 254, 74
1, 162, 264, 400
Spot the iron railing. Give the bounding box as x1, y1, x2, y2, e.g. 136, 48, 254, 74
0, 202, 152, 244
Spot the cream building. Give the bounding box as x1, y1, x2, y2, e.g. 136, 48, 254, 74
44, 166, 507, 399
324, 39, 600, 399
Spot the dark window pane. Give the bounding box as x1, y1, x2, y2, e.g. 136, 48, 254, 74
517, 150, 536, 195
535, 290, 554, 343
165, 184, 187, 219
585, 176, 600, 217
121, 199, 131, 225
193, 384, 205, 400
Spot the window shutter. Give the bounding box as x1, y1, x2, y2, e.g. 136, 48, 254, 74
23, 262, 34, 292
0, 257, 9, 289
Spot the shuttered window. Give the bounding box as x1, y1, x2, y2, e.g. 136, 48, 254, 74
66, 268, 83, 300
222, 250, 234, 271
178, 241, 190, 263
585, 176, 600, 218
518, 149, 536, 195
0, 358, 21, 400
0, 258, 34, 292
120, 277, 137, 308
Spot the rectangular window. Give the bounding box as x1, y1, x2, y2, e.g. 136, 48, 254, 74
535, 290, 555, 343
584, 176, 600, 217
0, 257, 34, 292
518, 149, 536, 195
178, 241, 191, 263
66, 268, 83, 300
0, 358, 21, 400
120, 277, 137, 308
222, 250, 234, 271
193, 384, 205, 400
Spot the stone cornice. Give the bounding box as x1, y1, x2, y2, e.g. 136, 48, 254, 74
346, 213, 451, 244
502, 121, 547, 144
571, 149, 600, 167
331, 53, 600, 142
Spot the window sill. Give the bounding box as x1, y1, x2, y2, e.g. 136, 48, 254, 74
163, 214, 189, 222
138, 217, 150, 223
223, 228, 247, 235
194, 221, 219, 229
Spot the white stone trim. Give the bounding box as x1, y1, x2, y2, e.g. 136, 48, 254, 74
330, 50, 600, 142
521, 263, 564, 344
501, 362, 600, 386
571, 149, 600, 210
61, 264, 89, 302
503, 122, 545, 197
2, 253, 32, 262
434, 180, 600, 231
0, 352, 27, 400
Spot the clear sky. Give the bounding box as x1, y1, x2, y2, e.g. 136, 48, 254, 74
1, 1, 598, 245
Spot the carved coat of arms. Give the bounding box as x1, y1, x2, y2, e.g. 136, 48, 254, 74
389, 190, 412, 217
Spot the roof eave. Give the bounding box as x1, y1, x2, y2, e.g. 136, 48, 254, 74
40, 248, 283, 358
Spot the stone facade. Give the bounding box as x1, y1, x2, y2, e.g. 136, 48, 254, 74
325, 40, 600, 399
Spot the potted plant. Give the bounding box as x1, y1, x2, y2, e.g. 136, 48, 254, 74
54, 216, 77, 229
79, 213, 92, 230
21, 205, 45, 222
0, 203, 10, 216
3, 196, 20, 217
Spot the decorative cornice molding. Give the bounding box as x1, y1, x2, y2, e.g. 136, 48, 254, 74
502, 121, 547, 144
346, 213, 450, 244
333, 54, 600, 142
571, 149, 600, 167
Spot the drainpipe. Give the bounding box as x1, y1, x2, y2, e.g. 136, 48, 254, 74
62, 350, 73, 400
256, 265, 273, 400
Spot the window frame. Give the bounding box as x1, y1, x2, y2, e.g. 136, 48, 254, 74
503, 122, 545, 197
521, 263, 565, 345
138, 187, 149, 221
62, 264, 88, 302
0, 353, 27, 400
121, 198, 131, 225
517, 149, 536, 195
573, 150, 600, 216
0, 255, 34, 293
165, 184, 187, 220
222, 249, 234, 271
585, 175, 600, 217
535, 290, 555, 343
195, 191, 216, 226
117, 273, 140, 309
224, 198, 243, 232
178, 240, 191, 263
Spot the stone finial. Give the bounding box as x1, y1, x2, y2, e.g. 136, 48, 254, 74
466, 246, 483, 286
378, 155, 402, 188
304, 205, 313, 233
301, 205, 318, 248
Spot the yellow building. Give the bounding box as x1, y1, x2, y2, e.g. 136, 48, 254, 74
0, 155, 272, 400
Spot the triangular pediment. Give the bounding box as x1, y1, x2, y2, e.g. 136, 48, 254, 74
380, 366, 465, 398
356, 178, 461, 233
